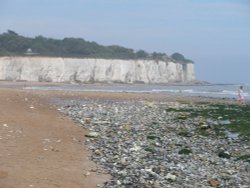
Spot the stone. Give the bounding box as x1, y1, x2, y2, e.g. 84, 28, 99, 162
153, 181, 161, 188
94, 149, 101, 155
218, 151, 231, 159
165, 173, 177, 181
130, 145, 141, 152
208, 179, 219, 187
84, 118, 91, 124
200, 124, 209, 129
85, 132, 99, 138
116, 180, 122, 185
85, 172, 90, 176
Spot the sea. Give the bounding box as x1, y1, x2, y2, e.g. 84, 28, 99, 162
24, 83, 250, 101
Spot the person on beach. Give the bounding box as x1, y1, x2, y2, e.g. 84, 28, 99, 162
238, 85, 245, 104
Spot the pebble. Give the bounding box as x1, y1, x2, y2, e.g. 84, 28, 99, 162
59, 99, 250, 187
85, 131, 99, 138
165, 173, 177, 181
85, 172, 90, 176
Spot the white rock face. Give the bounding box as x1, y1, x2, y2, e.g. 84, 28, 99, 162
0, 57, 195, 83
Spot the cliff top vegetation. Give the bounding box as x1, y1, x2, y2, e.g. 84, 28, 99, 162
0, 30, 193, 63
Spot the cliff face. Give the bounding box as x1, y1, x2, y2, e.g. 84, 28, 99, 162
0, 57, 195, 83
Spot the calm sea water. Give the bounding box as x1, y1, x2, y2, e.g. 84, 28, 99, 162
24, 84, 250, 101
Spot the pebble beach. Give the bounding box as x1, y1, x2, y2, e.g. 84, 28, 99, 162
56, 92, 250, 188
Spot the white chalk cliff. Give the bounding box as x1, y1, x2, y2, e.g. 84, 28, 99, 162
0, 57, 195, 83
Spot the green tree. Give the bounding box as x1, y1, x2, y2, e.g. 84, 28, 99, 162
135, 50, 148, 59
0, 30, 193, 63
171, 52, 193, 63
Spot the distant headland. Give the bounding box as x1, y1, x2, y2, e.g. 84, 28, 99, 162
0, 30, 195, 84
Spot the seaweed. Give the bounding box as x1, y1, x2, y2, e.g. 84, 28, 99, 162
178, 148, 192, 155
237, 154, 250, 163
166, 103, 250, 137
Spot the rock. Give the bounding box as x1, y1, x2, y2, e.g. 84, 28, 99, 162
165, 173, 177, 181
85, 132, 99, 138
3, 124, 8, 127
218, 151, 231, 159
85, 172, 90, 176
208, 179, 219, 187
200, 124, 209, 129
120, 158, 127, 165
84, 118, 91, 124
116, 180, 122, 185
139, 177, 146, 185
123, 177, 133, 185
94, 149, 101, 155
130, 145, 141, 152
153, 181, 161, 188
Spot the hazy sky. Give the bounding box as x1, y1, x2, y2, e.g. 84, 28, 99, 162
1, 0, 250, 83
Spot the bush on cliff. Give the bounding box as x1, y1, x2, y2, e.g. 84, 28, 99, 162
171, 52, 193, 63
0, 30, 193, 63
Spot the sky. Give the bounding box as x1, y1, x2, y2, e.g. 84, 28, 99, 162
0, 0, 250, 84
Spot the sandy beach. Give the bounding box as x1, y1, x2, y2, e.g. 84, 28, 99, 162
0, 87, 110, 188
0, 82, 249, 187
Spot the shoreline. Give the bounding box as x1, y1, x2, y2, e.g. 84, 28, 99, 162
1, 80, 248, 104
